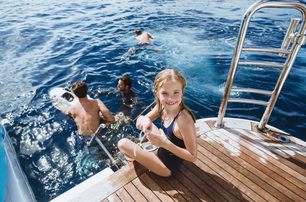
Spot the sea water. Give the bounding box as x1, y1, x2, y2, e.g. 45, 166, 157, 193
1, 0, 305, 201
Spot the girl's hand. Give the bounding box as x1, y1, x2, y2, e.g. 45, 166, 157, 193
136, 115, 152, 134
147, 125, 168, 147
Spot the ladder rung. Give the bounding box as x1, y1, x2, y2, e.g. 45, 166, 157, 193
242, 47, 290, 55
231, 88, 272, 95
239, 61, 284, 68
228, 98, 268, 106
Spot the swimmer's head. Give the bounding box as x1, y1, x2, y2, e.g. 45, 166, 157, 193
118, 76, 132, 92
135, 28, 142, 36
72, 81, 88, 98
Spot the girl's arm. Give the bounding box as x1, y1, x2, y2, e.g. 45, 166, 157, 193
145, 105, 159, 121
136, 105, 159, 133
152, 110, 197, 162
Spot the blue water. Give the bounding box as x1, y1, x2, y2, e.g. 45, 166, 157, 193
1, 0, 306, 201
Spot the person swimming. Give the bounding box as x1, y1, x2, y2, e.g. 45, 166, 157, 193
65, 81, 115, 139
124, 28, 160, 59
134, 28, 154, 44
117, 75, 142, 119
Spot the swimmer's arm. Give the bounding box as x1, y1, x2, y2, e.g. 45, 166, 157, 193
64, 106, 72, 115
162, 113, 197, 162
54, 101, 70, 115
66, 107, 76, 119
147, 32, 154, 39
97, 99, 115, 123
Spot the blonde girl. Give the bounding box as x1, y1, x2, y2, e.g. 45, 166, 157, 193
118, 69, 197, 177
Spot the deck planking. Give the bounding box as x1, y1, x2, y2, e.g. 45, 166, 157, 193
99, 119, 306, 202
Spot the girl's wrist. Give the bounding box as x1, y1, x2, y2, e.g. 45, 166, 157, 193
161, 137, 170, 149
136, 115, 146, 129
158, 129, 169, 148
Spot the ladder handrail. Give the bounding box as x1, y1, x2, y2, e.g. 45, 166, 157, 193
242, 47, 291, 55
216, 1, 306, 129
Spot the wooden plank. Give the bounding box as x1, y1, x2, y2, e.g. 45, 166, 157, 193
251, 123, 306, 156
198, 140, 280, 201
236, 128, 306, 177
174, 169, 214, 202
179, 163, 228, 201
99, 162, 147, 200
182, 161, 250, 202
209, 128, 306, 199
138, 173, 175, 202
147, 172, 187, 202
101, 198, 109, 202
106, 193, 121, 202
132, 175, 161, 201
191, 156, 253, 201
162, 173, 201, 202
124, 182, 147, 201
196, 144, 266, 201
249, 127, 306, 169
116, 187, 134, 202
221, 128, 306, 185
199, 136, 304, 201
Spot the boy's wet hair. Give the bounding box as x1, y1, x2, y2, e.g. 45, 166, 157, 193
72, 81, 88, 98
120, 76, 132, 89
135, 29, 142, 36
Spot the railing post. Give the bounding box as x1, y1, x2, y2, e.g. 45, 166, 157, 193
258, 25, 306, 130
216, 3, 259, 127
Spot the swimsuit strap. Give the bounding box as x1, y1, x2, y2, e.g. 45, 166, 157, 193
162, 109, 183, 131
162, 109, 185, 148
173, 110, 182, 122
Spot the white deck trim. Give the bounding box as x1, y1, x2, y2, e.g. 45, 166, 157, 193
51, 167, 114, 202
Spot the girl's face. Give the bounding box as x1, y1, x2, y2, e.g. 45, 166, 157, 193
157, 80, 183, 111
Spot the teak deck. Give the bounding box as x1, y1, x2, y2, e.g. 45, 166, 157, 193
100, 118, 306, 202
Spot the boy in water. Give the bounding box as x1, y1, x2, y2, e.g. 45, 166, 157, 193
67, 81, 115, 137
134, 28, 154, 44
126, 28, 160, 56
117, 76, 137, 107
117, 76, 142, 119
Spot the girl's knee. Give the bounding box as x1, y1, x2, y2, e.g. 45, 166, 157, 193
117, 138, 131, 151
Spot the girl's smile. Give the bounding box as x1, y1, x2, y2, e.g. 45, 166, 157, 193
157, 80, 183, 111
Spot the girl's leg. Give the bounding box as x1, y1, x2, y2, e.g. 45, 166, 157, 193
118, 138, 171, 177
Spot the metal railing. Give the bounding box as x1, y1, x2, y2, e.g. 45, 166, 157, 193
216, 1, 306, 130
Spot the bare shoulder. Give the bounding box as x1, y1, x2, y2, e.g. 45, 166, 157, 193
95, 98, 109, 111
174, 109, 196, 137
177, 109, 194, 124
68, 106, 78, 117
95, 98, 104, 106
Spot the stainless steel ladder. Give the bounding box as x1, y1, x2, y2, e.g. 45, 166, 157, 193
216, 1, 306, 130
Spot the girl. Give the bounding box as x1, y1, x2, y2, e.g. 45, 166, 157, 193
118, 69, 197, 177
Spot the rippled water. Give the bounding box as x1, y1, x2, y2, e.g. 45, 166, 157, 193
1, 0, 306, 201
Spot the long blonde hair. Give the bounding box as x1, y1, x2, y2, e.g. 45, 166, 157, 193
153, 69, 196, 122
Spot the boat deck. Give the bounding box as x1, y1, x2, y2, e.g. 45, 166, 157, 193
99, 118, 306, 202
